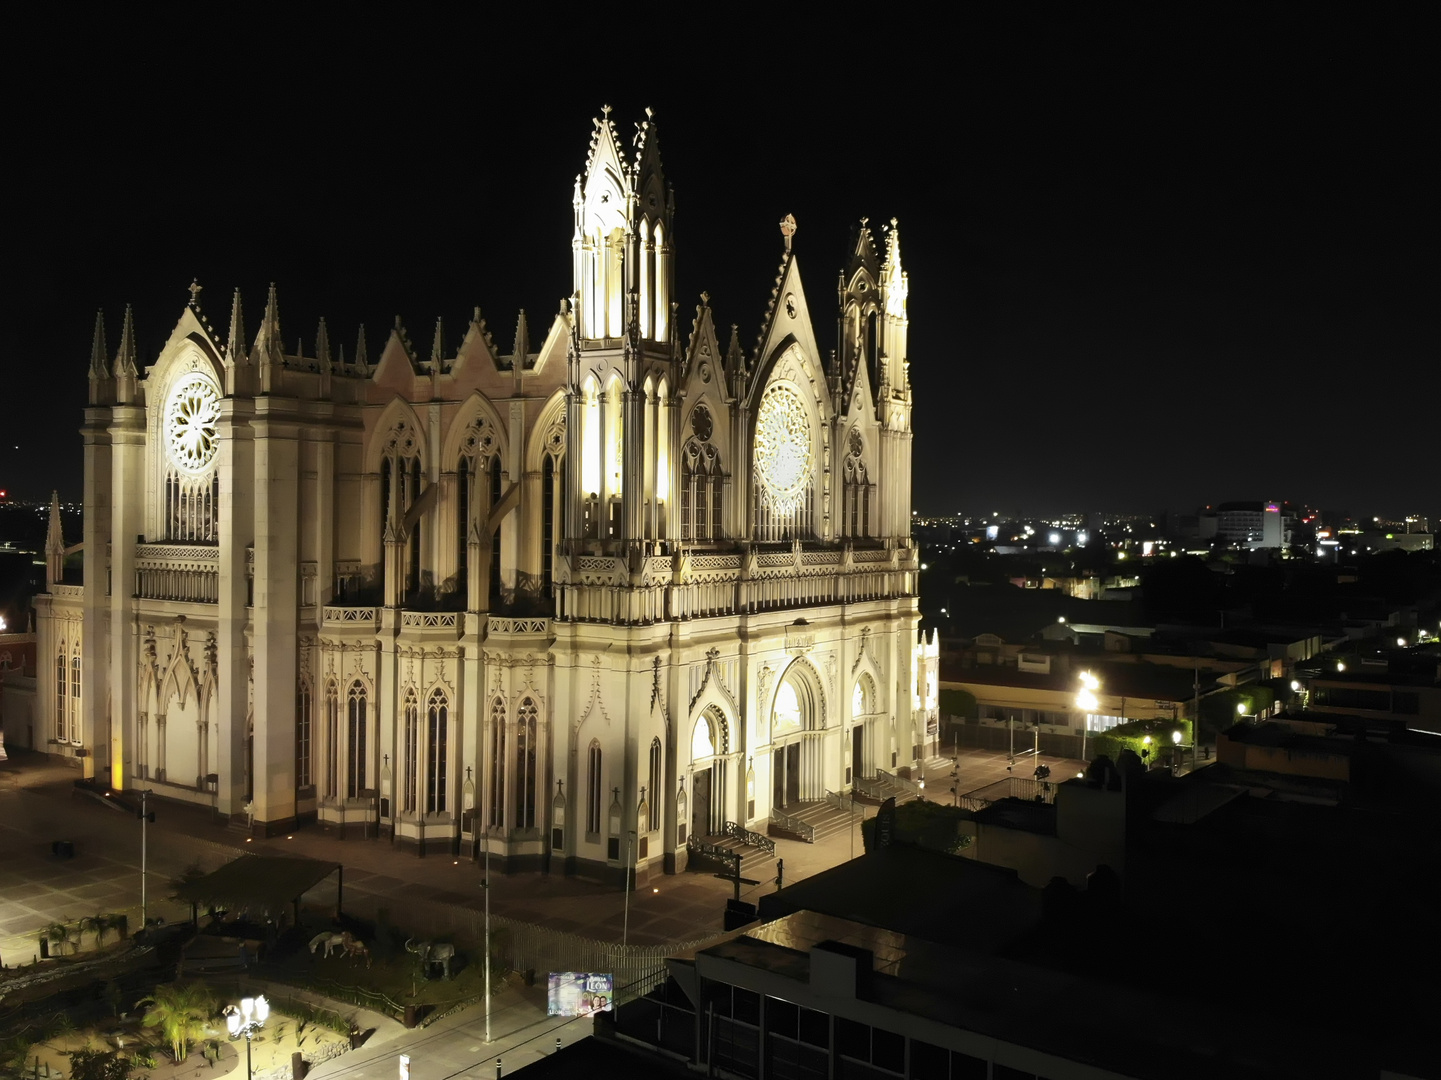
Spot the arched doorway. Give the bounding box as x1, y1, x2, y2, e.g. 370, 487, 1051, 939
851, 672, 879, 785
690, 707, 729, 839
771, 662, 824, 809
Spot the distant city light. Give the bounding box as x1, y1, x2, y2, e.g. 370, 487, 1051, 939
1048, 533, 1061, 545
1397, 637, 1406, 647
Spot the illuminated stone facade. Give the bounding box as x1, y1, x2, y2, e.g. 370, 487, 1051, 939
34, 110, 937, 878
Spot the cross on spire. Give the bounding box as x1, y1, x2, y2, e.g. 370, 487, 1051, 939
780, 213, 797, 253
188, 279, 203, 307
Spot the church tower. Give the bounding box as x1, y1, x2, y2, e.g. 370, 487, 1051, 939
566, 106, 677, 550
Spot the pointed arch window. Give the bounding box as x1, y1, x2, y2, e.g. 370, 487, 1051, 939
70, 655, 82, 743
842, 429, 872, 539
402, 688, 420, 813
489, 698, 506, 828
162, 374, 222, 542
648, 737, 663, 832
514, 698, 537, 829
489, 457, 503, 607
586, 741, 603, 836
379, 420, 424, 597
542, 455, 556, 596
325, 680, 339, 799
681, 406, 723, 541
346, 680, 368, 799
296, 680, 312, 788
55, 651, 67, 741
427, 688, 449, 814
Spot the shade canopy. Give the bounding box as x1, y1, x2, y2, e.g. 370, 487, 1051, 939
173, 854, 342, 918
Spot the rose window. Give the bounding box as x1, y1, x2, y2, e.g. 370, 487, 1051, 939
754, 383, 812, 511
165, 375, 220, 473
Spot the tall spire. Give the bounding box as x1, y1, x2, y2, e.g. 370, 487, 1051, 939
513, 309, 530, 364
251, 282, 284, 366
226, 288, 248, 364
88, 309, 108, 380
45, 491, 65, 588
114, 304, 139, 379
430, 317, 445, 369
316, 317, 332, 374
354, 325, 369, 376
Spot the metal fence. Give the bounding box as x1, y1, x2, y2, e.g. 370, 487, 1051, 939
957, 775, 1057, 810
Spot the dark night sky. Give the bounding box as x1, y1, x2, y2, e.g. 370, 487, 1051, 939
4, 9, 1435, 524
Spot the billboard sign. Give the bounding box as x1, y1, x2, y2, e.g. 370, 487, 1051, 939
547, 972, 614, 1016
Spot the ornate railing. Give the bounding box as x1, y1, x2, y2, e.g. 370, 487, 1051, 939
486, 616, 551, 636
769, 810, 814, 843
877, 769, 922, 796
824, 789, 853, 815
723, 820, 776, 856
134, 543, 219, 603
50, 584, 84, 600
401, 611, 459, 630
323, 606, 378, 624
686, 835, 740, 869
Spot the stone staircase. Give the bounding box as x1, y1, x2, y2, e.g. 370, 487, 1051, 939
768, 799, 855, 844
852, 770, 921, 807
687, 823, 777, 880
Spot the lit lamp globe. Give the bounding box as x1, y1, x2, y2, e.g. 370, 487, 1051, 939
1290, 680, 1301, 692
1237, 703, 1246, 716
226, 1012, 239, 1038
1172, 730, 1182, 745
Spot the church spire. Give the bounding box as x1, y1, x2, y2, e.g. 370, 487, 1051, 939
45, 490, 65, 588
226, 288, 248, 365
429, 317, 445, 369
88, 309, 108, 381
114, 304, 139, 403
316, 317, 332, 374
354, 325, 369, 376
513, 309, 530, 365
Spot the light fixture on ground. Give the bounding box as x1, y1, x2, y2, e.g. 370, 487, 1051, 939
225, 995, 269, 1080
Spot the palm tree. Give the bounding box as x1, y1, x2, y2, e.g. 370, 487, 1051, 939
44, 921, 76, 956
138, 982, 216, 1063
79, 914, 116, 950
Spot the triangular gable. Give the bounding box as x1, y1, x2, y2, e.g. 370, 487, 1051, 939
155, 304, 225, 376
449, 310, 503, 386
745, 253, 832, 417
528, 311, 571, 378
372, 323, 418, 392
680, 298, 729, 403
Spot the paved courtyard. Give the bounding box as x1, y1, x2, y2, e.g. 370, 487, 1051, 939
0, 745, 1090, 968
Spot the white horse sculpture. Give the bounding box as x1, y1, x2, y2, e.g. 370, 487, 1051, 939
405, 937, 455, 979
308, 931, 347, 958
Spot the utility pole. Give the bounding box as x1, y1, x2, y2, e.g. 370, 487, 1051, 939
138, 791, 154, 929
622, 830, 636, 946
1007, 715, 1014, 771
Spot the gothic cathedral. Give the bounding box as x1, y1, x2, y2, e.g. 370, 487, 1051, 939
36, 110, 938, 879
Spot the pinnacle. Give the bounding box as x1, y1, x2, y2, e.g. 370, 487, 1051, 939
114, 304, 139, 378
88, 309, 108, 380
513, 309, 530, 361
354, 325, 369, 375
227, 288, 247, 363
431, 317, 445, 367
316, 317, 332, 370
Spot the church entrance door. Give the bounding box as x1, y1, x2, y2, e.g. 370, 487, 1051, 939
773, 744, 801, 808
852, 725, 864, 782
692, 766, 712, 839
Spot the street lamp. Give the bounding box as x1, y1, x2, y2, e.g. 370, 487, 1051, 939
1171, 729, 1182, 774
225, 995, 269, 1080
1141, 735, 1152, 770
1076, 672, 1100, 762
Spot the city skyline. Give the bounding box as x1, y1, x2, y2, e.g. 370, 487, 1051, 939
4, 10, 1434, 523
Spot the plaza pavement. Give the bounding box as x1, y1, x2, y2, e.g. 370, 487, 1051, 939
0, 745, 1090, 970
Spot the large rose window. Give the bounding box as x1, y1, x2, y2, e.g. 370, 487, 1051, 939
754, 383, 812, 512
165, 374, 221, 473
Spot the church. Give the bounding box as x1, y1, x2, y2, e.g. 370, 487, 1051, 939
35, 108, 937, 880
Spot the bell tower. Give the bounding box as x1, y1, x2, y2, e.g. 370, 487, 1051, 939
565, 107, 678, 551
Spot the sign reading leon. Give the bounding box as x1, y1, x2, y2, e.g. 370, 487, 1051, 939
547, 972, 614, 1016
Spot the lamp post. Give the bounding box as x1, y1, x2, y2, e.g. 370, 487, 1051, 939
225, 995, 269, 1080
138, 791, 155, 930
1141, 735, 1152, 770
1171, 729, 1182, 774
482, 828, 491, 1044
1076, 672, 1100, 763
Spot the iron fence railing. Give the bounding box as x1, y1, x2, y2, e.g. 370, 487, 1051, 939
768, 811, 815, 843
723, 820, 776, 856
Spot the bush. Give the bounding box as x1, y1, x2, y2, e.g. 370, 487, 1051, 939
861, 800, 973, 855
1089, 717, 1192, 771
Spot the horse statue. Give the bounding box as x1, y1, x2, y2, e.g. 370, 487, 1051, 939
404, 937, 455, 979
341, 932, 372, 969
308, 931, 347, 958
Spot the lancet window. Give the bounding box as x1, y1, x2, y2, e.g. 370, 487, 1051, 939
514, 698, 537, 829
324, 680, 339, 799
55, 651, 67, 741
70, 655, 81, 743
841, 429, 873, 539
489, 698, 506, 827
456, 415, 499, 600
346, 680, 368, 799
648, 737, 663, 831
586, 741, 603, 836
379, 419, 424, 596
681, 405, 723, 541
402, 688, 419, 813
427, 688, 448, 814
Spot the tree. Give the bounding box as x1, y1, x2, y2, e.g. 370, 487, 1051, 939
44, 921, 77, 956
138, 982, 216, 1063
80, 913, 118, 950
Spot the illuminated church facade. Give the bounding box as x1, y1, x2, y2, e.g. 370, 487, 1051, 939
35, 110, 936, 878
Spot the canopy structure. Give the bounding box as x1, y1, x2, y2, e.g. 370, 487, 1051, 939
174, 854, 343, 924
